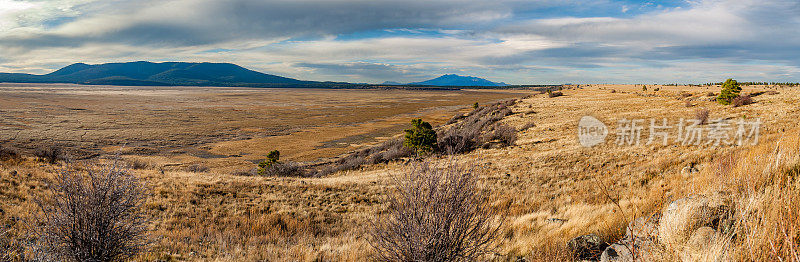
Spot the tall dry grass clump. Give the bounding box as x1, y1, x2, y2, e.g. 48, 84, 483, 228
697, 131, 800, 261
31, 164, 150, 262
370, 161, 501, 261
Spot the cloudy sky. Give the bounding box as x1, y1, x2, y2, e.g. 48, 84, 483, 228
0, 0, 798, 84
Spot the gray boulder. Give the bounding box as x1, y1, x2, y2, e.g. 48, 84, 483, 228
568, 234, 607, 260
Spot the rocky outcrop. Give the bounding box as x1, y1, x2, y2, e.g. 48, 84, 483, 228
568, 234, 607, 260
573, 192, 735, 262
600, 214, 663, 262
659, 192, 734, 261
658, 193, 733, 244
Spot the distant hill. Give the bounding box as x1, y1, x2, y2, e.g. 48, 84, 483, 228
0, 61, 320, 87
380, 81, 403, 85
0, 62, 512, 89
407, 74, 508, 87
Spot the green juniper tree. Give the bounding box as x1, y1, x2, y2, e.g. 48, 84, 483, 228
717, 78, 742, 105
403, 118, 437, 154
258, 150, 280, 175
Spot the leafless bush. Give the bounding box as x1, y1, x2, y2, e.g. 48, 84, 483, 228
685, 100, 693, 107
765, 90, 779, 95
732, 95, 753, 107
127, 159, 151, 170
185, 164, 209, 173
446, 113, 467, 125
259, 161, 308, 177
231, 168, 257, 176
367, 138, 412, 164
610, 89, 616, 93
1, 226, 25, 261
32, 164, 149, 262
437, 128, 479, 155
317, 138, 412, 176
706, 92, 716, 96
34, 145, 68, 164
680, 92, 692, 98
0, 145, 20, 161
489, 124, 517, 146
548, 91, 563, 98
695, 109, 710, 125
520, 122, 536, 131
371, 161, 501, 261
379, 143, 413, 162
437, 100, 516, 154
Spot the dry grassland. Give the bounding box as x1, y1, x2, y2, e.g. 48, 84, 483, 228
1, 83, 799, 261
0, 83, 524, 173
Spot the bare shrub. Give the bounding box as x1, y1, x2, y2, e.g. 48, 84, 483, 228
127, 159, 151, 170
732, 95, 753, 107
0, 145, 20, 162
1, 226, 25, 261
32, 164, 149, 262
34, 145, 68, 164
680, 92, 692, 98
489, 123, 517, 146
259, 161, 307, 177
695, 109, 710, 125
379, 143, 413, 162
371, 161, 501, 261
437, 100, 516, 154
685, 100, 693, 107
446, 113, 466, 125
437, 128, 479, 155
610, 89, 616, 93
707, 92, 716, 96
521, 122, 536, 131
231, 168, 257, 176
548, 91, 563, 98
764, 90, 779, 95
317, 138, 411, 176
186, 164, 209, 173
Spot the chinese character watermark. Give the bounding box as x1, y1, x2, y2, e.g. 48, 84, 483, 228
577, 116, 761, 147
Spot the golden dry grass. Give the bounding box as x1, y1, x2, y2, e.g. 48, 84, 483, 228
1, 83, 798, 261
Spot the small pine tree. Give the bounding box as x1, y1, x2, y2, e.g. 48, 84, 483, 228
403, 119, 437, 154
717, 78, 741, 105
258, 150, 280, 175
642, 85, 647, 91
473, 102, 479, 109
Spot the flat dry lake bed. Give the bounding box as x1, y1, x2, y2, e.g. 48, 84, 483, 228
0, 83, 528, 172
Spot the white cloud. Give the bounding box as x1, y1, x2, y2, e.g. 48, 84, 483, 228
0, 0, 798, 84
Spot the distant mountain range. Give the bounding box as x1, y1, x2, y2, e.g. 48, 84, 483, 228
0, 61, 345, 88
0, 62, 509, 88
387, 74, 508, 87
